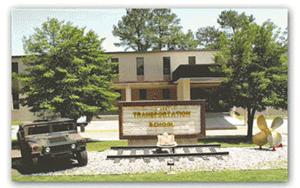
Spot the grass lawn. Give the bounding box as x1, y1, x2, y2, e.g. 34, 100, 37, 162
86, 137, 255, 152
12, 169, 288, 182
87, 140, 127, 151
12, 137, 255, 152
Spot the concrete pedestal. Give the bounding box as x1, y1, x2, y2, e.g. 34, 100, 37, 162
128, 137, 199, 146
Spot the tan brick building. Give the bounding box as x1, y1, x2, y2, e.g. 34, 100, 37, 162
12, 50, 225, 121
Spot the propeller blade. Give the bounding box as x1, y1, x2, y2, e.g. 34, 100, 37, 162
271, 117, 284, 130
257, 115, 268, 131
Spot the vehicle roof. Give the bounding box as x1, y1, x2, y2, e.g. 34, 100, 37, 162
20, 118, 75, 128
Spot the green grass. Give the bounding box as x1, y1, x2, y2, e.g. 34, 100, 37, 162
12, 137, 255, 152
11, 120, 23, 126
85, 139, 254, 152
200, 136, 256, 148
12, 169, 288, 182
199, 141, 255, 148
86, 140, 127, 152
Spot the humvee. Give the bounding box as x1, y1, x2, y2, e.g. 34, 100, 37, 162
16, 119, 88, 167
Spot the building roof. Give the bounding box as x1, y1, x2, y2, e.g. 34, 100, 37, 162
12, 49, 218, 58
104, 49, 218, 55
172, 64, 224, 81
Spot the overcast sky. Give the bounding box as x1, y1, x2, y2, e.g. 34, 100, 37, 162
11, 8, 288, 55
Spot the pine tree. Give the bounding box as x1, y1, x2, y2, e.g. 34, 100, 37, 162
112, 9, 197, 51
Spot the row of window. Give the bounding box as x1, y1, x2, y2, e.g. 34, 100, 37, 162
111, 56, 197, 76
139, 89, 170, 100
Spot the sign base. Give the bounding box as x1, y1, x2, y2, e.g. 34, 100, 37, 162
128, 137, 199, 146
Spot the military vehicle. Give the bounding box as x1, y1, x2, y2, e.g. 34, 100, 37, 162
16, 119, 88, 167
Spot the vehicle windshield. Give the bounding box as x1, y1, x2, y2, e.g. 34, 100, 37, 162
52, 123, 76, 132
28, 125, 49, 135
27, 123, 76, 135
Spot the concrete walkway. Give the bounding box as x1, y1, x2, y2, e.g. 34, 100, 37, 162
11, 116, 288, 142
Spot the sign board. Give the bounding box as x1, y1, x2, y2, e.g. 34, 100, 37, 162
118, 100, 206, 139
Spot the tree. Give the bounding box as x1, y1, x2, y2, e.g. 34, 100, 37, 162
113, 8, 197, 51
112, 9, 153, 51
150, 9, 181, 50
195, 10, 255, 50
196, 26, 222, 50
217, 10, 255, 34
167, 29, 198, 50
17, 18, 119, 122
214, 21, 288, 140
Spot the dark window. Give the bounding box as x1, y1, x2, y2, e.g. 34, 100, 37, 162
162, 89, 170, 99
163, 57, 171, 75
12, 62, 18, 73
111, 58, 119, 74
52, 123, 76, 132
136, 57, 144, 76
111, 58, 119, 63
28, 126, 49, 135
116, 89, 122, 100
12, 62, 20, 109
139, 89, 147, 100
12, 92, 19, 109
188, 56, 196, 65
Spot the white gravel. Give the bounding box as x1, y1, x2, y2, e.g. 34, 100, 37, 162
31, 146, 287, 176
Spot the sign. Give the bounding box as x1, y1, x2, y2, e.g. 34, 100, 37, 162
119, 100, 206, 139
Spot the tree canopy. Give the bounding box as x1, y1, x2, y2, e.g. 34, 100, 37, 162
112, 9, 197, 51
214, 19, 288, 138
196, 10, 256, 50
196, 26, 221, 50
217, 10, 255, 34
17, 18, 119, 121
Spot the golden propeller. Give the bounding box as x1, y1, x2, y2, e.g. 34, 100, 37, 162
252, 115, 283, 150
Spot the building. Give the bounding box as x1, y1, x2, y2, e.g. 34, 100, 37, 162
110, 50, 223, 102
11, 50, 226, 121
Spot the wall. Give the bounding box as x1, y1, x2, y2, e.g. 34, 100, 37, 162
111, 50, 216, 82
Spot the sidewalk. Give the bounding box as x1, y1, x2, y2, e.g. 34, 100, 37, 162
11, 118, 288, 143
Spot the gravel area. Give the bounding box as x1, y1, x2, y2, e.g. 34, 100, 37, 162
30, 146, 287, 176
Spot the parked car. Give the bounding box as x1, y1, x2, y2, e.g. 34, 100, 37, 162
16, 119, 88, 167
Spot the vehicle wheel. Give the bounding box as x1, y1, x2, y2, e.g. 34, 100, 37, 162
77, 150, 88, 166
32, 157, 38, 167
22, 155, 38, 171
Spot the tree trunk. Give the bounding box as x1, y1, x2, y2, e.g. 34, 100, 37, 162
246, 108, 256, 141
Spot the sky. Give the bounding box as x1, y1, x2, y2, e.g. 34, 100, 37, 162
11, 8, 288, 55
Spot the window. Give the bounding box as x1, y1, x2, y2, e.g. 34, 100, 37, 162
52, 123, 76, 132
136, 57, 144, 76
162, 89, 170, 99
116, 89, 122, 100
28, 126, 49, 135
111, 58, 119, 63
111, 58, 119, 74
12, 62, 18, 73
12, 92, 19, 109
188, 56, 196, 65
139, 89, 147, 100
12, 62, 19, 109
163, 57, 171, 75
